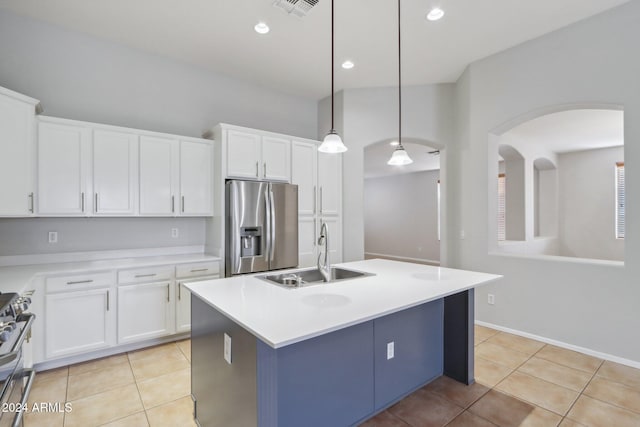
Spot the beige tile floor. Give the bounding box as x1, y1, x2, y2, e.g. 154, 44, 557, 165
24, 339, 193, 427
21, 327, 640, 426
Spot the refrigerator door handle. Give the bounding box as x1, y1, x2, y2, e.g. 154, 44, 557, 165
265, 186, 272, 264
269, 187, 276, 263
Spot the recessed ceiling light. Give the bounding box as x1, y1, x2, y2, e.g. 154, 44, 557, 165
254, 22, 270, 34
342, 60, 354, 70
426, 8, 445, 21
390, 141, 399, 146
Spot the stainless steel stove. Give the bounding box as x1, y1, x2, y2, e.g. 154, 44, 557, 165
0, 292, 35, 427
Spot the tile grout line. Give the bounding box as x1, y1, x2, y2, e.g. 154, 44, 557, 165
558, 358, 605, 425
128, 347, 152, 426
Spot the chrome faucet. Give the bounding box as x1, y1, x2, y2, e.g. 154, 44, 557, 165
317, 222, 330, 282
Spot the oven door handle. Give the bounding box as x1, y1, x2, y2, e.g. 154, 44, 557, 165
11, 369, 35, 427
0, 313, 35, 366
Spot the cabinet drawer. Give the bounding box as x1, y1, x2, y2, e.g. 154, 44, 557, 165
176, 261, 220, 279
118, 265, 174, 284
46, 271, 113, 293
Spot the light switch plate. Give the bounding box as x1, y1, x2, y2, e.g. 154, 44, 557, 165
387, 341, 395, 360
224, 333, 232, 364
48, 231, 58, 243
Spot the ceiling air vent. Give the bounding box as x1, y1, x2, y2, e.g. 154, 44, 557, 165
273, 0, 319, 18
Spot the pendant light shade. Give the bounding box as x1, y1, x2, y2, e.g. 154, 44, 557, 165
387, 0, 413, 166
387, 146, 413, 165
319, 130, 347, 153
318, 0, 348, 154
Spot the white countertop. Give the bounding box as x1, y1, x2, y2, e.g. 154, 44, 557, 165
186, 259, 502, 349
0, 253, 221, 294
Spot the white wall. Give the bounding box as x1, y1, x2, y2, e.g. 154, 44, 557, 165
558, 146, 624, 261
364, 170, 440, 262
451, 1, 640, 363
0, 10, 318, 256
319, 85, 455, 263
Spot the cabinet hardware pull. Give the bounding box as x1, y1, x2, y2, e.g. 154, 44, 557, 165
81, 192, 85, 212
182, 196, 185, 213
319, 187, 323, 213
256, 161, 259, 177
106, 290, 110, 311
190, 268, 208, 273
313, 186, 316, 214
28, 192, 34, 213
95, 193, 99, 212
134, 273, 156, 278
66, 280, 93, 285
263, 163, 267, 177
172, 195, 175, 213
314, 218, 317, 245
167, 284, 170, 302
178, 283, 181, 300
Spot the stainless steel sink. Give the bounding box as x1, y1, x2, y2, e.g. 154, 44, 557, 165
259, 267, 373, 289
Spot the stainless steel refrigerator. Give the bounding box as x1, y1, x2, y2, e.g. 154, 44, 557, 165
225, 180, 298, 276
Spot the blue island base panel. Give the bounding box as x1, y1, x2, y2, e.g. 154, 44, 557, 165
256, 299, 445, 427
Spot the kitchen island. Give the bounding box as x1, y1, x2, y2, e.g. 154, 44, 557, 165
186, 259, 501, 427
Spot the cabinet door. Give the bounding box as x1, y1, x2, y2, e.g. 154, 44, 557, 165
93, 130, 138, 215
38, 121, 91, 215
118, 282, 174, 343
319, 216, 342, 264
139, 136, 179, 215
318, 152, 342, 216
45, 288, 114, 358
0, 95, 35, 216
226, 130, 261, 179
291, 141, 317, 215
176, 281, 192, 333
180, 140, 212, 215
298, 216, 318, 268
262, 136, 291, 182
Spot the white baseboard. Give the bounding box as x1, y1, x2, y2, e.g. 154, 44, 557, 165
475, 320, 640, 370
364, 252, 440, 266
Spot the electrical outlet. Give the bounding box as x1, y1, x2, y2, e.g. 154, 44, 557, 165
460, 229, 466, 239
48, 231, 58, 244
224, 333, 232, 364
488, 294, 495, 305
171, 228, 179, 238
387, 342, 395, 360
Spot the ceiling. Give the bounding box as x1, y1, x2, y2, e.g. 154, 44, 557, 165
0, 0, 629, 100
365, 142, 440, 179
504, 109, 624, 154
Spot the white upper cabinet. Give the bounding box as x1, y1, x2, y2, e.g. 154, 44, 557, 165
226, 130, 261, 179
38, 121, 91, 216
262, 136, 291, 182
139, 137, 212, 216
37, 116, 213, 217
180, 140, 212, 216
224, 126, 291, 182
291, 140, 317, 216
318, 152, 342, 216
93, 130, 138, 215
0, 87, 39, 216
139, 135, 179, 216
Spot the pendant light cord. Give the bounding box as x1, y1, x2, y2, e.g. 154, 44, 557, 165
331, 0, 335, 131
398, 0, 402, 147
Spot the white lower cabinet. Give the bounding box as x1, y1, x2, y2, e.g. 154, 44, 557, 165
45, 288, 115, 359
118, 281, 174, 344
175, 261, 221, 332
40, 259, 220, 364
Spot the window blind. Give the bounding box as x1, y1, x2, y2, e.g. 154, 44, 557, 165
616, 162, 625, 239
497, 174, 506, 241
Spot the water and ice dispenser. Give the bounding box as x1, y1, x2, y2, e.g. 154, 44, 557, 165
240, 226, 262, 257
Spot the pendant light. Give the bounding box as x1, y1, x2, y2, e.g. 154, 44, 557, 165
318, 0, 348, 153
387, 0, 413, 166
